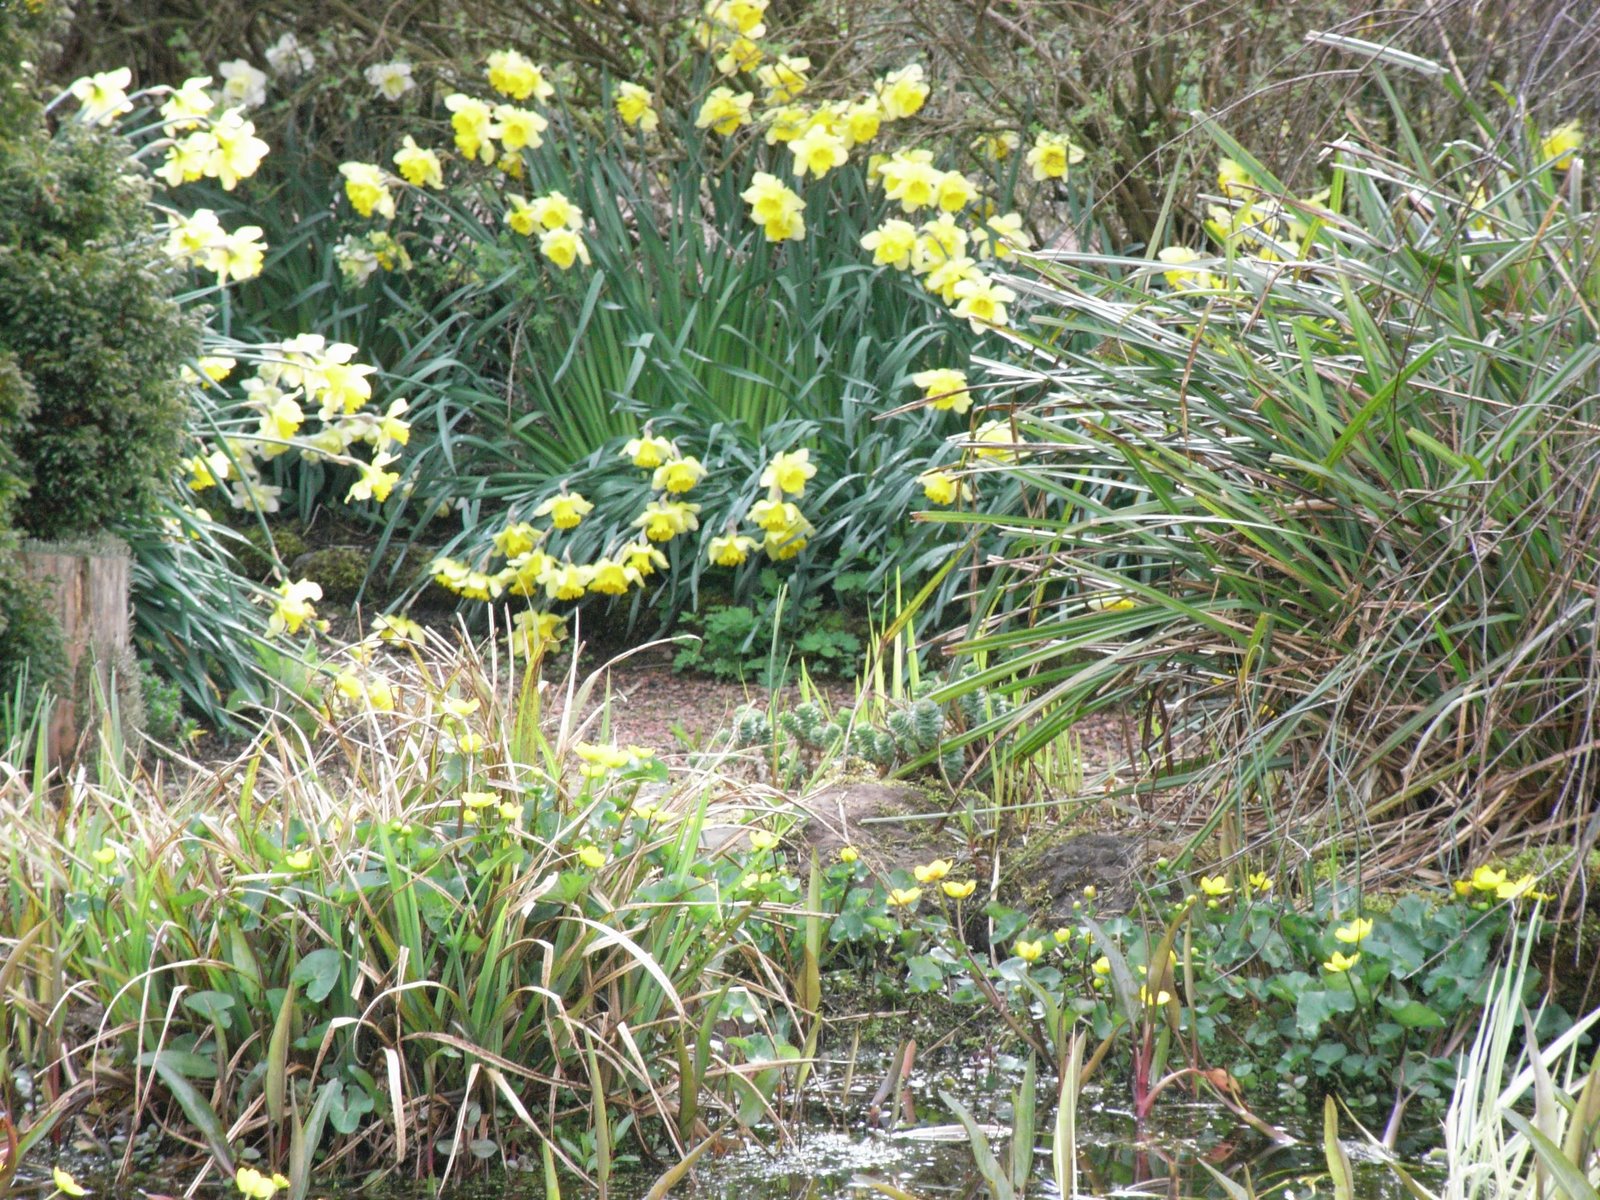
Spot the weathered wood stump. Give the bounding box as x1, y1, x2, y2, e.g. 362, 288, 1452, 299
15, 538, 132, 764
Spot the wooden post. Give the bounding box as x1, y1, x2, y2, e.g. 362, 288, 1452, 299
16, 538, 131, 764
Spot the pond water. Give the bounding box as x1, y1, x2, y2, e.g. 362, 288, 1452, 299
12, 1052, 1434, 1200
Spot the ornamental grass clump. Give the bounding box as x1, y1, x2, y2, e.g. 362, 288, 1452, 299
930, 52, 1600, 874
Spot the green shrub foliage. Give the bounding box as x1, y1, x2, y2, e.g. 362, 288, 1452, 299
0, 123, 197, 540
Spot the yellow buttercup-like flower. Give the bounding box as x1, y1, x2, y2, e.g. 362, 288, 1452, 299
1138, 985, 1172, 1006
1199, 874, 1233, 897
913, 858, 952, 884
886, 886, 922, 908
839, 846, 859, 864
942, 879, 976, 899
1323, 950, 1361, 973
1470, 865, 1507, 893
1334, 918, 1373, 944
760, 449, 817, 496
576, 845, 607, 869
1015, 938, 1044, 963
53, 1167, 90, 1197
1249, 871, 1273, 893
1092, 955, 1111, 976
749, 830, 780, 851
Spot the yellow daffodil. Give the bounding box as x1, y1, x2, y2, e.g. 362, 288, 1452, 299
760, 448, 817, 496
159, 75, 214, 133
789, 124, 849, 179
842, 99, 883, 147
886, 886, 921, 908
1217, 157, 1252, 198
942, 879, 976, 899
495, 104, 549, 152
741, 171, 805, 237
756, 53, 810, 103
509, 610, 566, 658
623, 434, 675, 468
933, 170, 979, 213
695, 86, 753, 136
913, 858, 953, 884
268, 578, 323, 637
539, 227, 590, 270
876, 64, 928, 120
715, 35, 765, 76
1025, 131, 1086, 181
69, 67, 133, 126
615, 81, 658, 131
1539, 121, 1582, 170
653, 456, 706, 493
365, 61, 415, 100
208, 110, 271, 189
707, 533, 758, 567
393, 136, 444, 188
533, 490, 593, 529
339, 162, 396, 219
861, 218, 919, 269
493, 521, 538, 558
633, 500, 702, 542
951, 274, 1016, 332
486, 49, 554, 102
879, 154, 941, 213
443, 93, 500, 164
969, 419, 1021, 462
587, 557, 643, 596
1157, 246, 1222, 291
1334, 918, 1373, 945
346, 451, 400, 504
539, 559, 591, 601
971, 212, 1031, 260
912, 367, 971, 414
623, 541, 668, 576
917, 468, 972, 506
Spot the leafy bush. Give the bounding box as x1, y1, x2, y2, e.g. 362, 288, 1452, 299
0, 122, 196, 540
930, 62, 1600, 870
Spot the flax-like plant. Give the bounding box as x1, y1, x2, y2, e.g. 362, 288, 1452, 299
0, 631, 815, 1188
924, 54, 1600, 874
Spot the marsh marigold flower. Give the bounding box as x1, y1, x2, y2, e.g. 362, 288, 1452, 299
839, 846, 859, 864
942, 879, 976, 899
913, 858, 953, 884
1334, 918, 1373, 944
53, 1168, 90, 1197
1015, 938, 1044, 963
886, 886, 922, 908
1323, 950, 1360, 973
